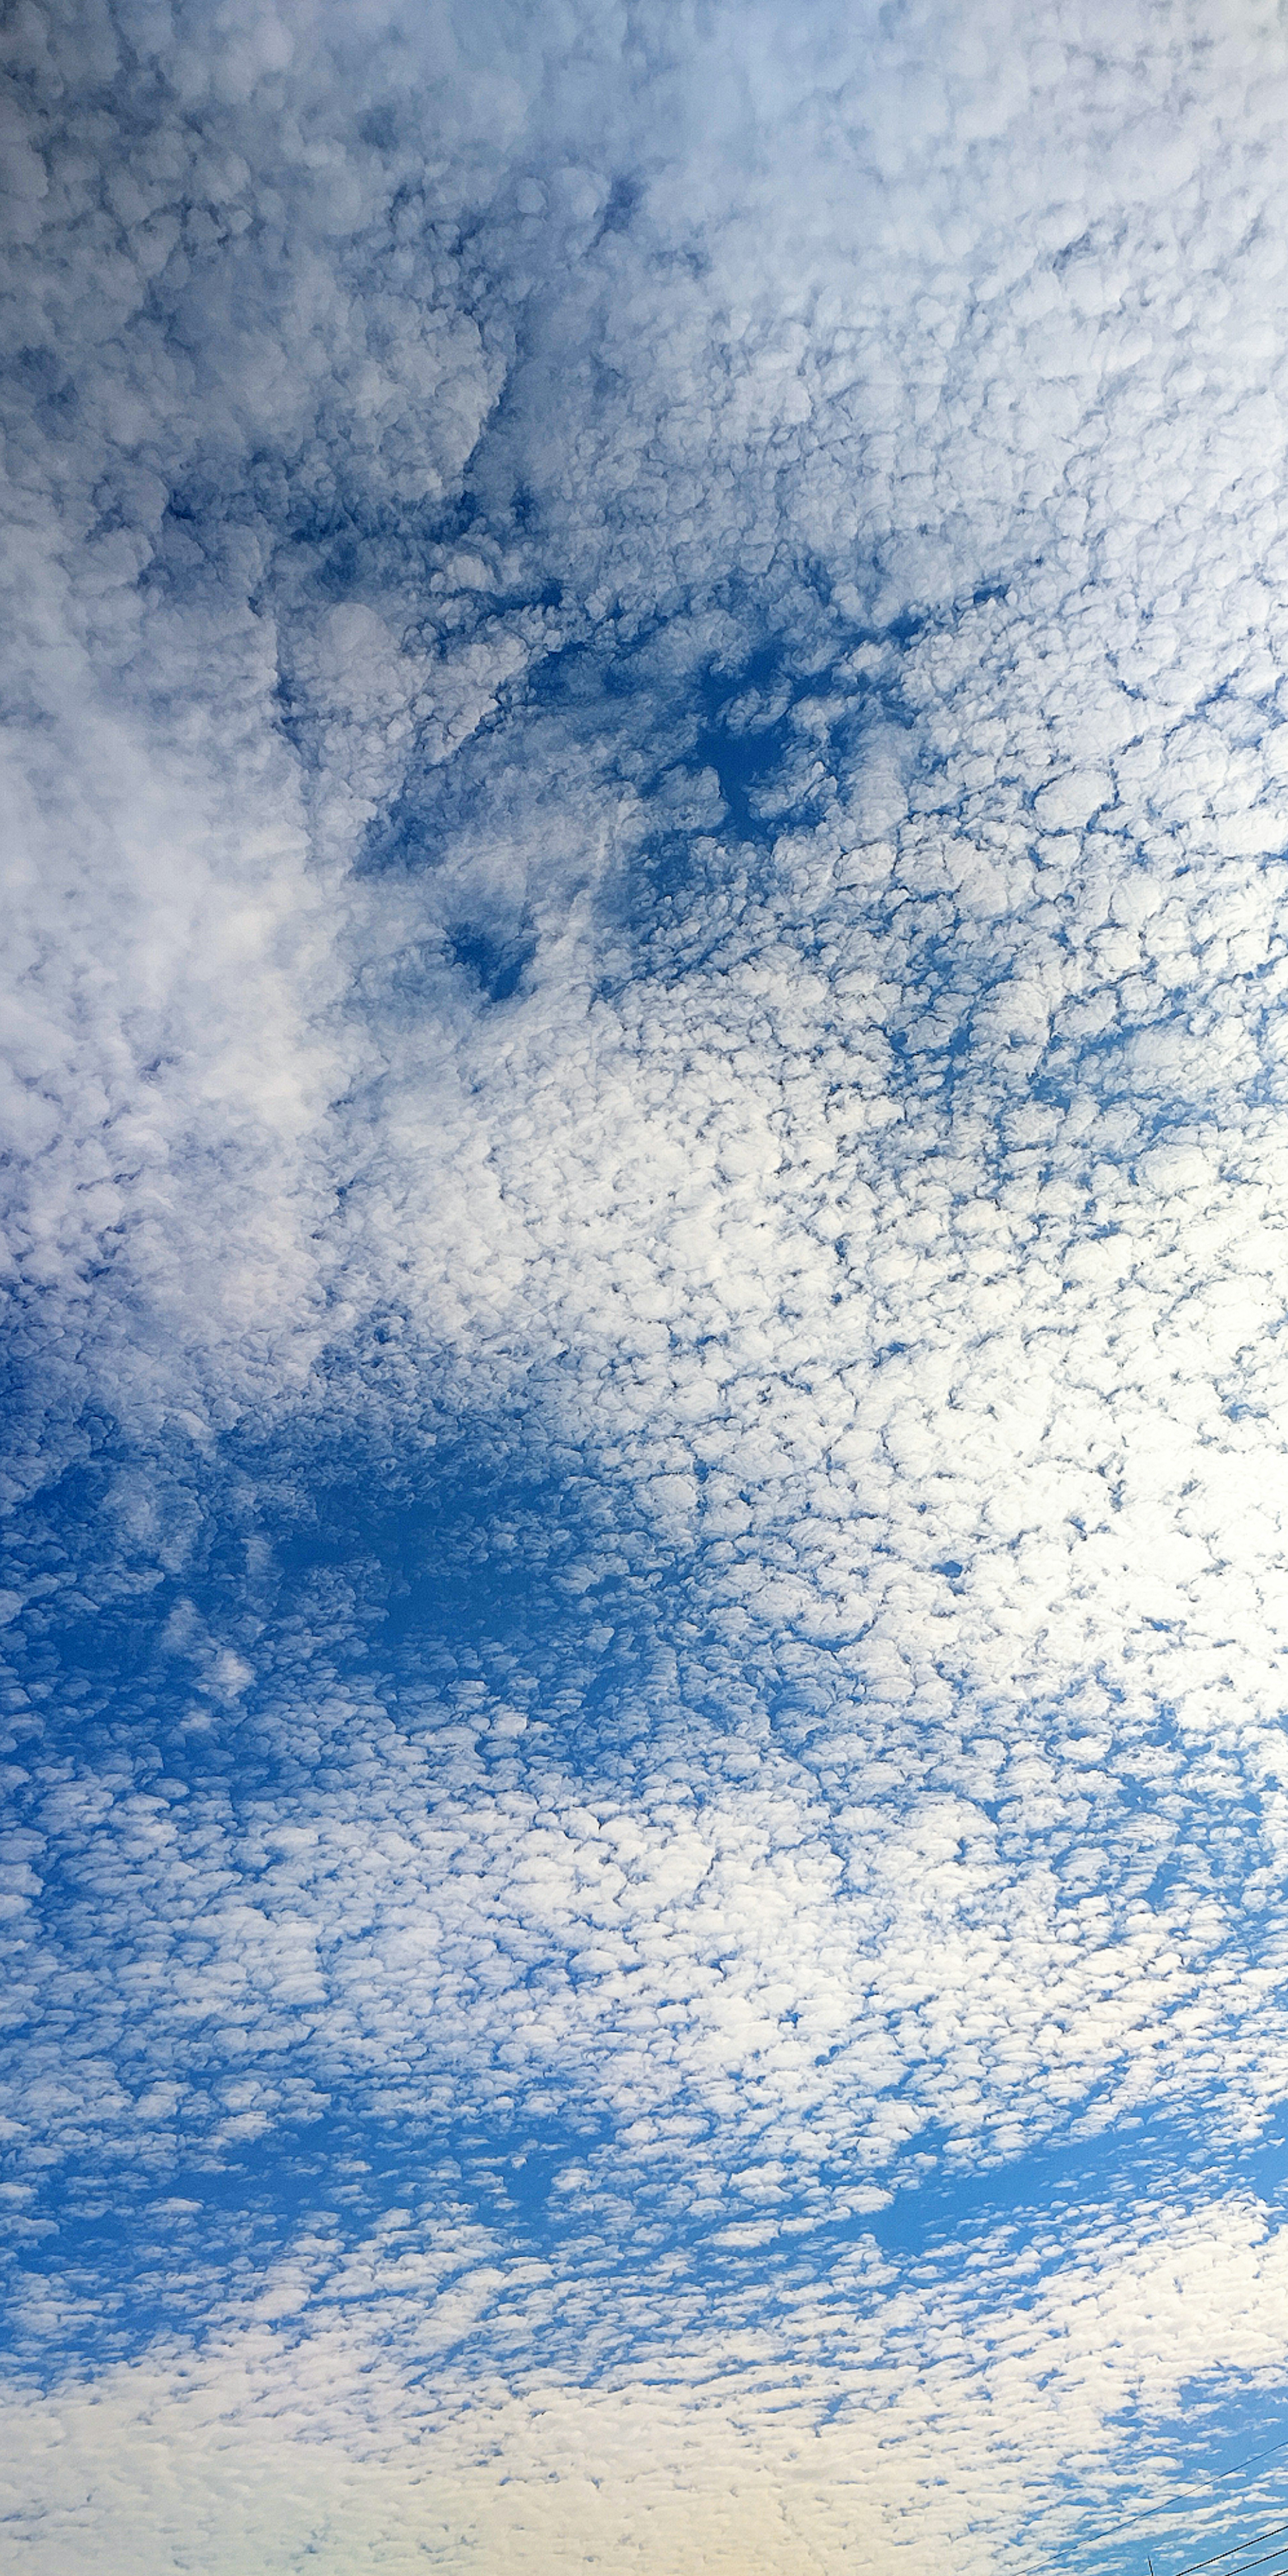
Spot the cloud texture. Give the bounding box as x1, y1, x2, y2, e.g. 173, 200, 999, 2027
6, 0, 1288, 2566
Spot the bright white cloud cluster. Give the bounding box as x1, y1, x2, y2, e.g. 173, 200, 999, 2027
5, 2176, 1288, 2574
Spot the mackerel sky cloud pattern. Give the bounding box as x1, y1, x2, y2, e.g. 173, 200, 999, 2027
5, 1, 1288, 2568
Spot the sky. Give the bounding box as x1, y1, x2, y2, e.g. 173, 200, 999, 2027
4, 0, 1288, 2567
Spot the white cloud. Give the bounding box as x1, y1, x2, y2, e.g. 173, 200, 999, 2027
7, 0, 1288, 2560
6, 2181, 1288, 2571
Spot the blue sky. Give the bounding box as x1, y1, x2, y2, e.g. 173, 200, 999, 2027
5, 0, 1288, 2567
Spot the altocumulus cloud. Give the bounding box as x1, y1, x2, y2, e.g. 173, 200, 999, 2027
5, 0, 1288, 2569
